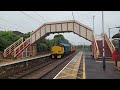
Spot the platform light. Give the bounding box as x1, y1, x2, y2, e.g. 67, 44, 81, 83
102, 11, 106, 71
93, 15, 95, 35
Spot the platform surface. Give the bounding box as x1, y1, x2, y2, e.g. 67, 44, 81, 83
54, 51, 83, 79
0, 53, 51, 67
85, 52, 120, 79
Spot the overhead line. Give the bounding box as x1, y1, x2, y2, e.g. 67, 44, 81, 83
20, 11, 43, 24
0, 17, 24, 29
33, 11, 47, 22
0, 26, 13, 31
0, 24, 18, 30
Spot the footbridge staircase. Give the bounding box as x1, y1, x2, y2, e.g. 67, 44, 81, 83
92, 34, 115, 60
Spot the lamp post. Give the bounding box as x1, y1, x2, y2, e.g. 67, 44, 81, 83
108, 28, 111, 38
93, 15, 95, 35
102, 11, 106, 71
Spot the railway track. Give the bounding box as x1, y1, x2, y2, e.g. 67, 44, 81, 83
0, 56, 52, 79
41, 51, 79, 79
22, 52, 77, 79
5, 51, 79, 79
7, 60, 54, 79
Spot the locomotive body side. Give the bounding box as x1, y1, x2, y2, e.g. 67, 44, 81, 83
64, 45, 71, 54
71, 46, 76, 53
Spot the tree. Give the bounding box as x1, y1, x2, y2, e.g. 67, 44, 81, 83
0, 31, 20, 51
20, 32, 30, 40
37, 34, 71, 52
53, 34, 71, 45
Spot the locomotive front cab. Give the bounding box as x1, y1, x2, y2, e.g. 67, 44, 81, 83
51, 46, 64, 59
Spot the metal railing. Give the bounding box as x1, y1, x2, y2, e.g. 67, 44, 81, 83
104, 34, 115, 54
13, 37, 30, 58
3, 37, 23, 57
93, 35, 100, 59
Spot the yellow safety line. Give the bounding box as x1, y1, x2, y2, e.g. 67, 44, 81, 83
65, 67, 79, 72
62, 71, 76, 77
56, 71, 76, 79
56, 74, 72, 79
82, 55, 86, 79
76, 76, 82, 79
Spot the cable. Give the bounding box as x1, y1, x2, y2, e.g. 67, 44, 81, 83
0, 26, 13, 31
0, 17, 24, 29
0, 24, 18, 30
33, 11, 47, 22
20, 11, 42, 24
0, 17, 9, 22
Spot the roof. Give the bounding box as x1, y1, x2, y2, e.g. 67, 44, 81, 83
59, 43, 71, 46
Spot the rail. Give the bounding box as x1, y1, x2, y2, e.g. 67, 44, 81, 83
93, 35, 100, 59
13, 37, 30, 58
104, 34, 115, 54
3, 37, 23, 57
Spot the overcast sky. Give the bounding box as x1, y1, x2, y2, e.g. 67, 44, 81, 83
0, 11, 120, 45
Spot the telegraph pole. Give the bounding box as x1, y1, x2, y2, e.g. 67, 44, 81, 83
102, 11, 106, 71
93, 15, 95, 35
108, 28, 111, 38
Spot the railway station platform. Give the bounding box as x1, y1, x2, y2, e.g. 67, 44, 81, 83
0, 53, 51, 67
54, 51, 120, 79
53, 51, 84, 79
84, 52, 120, 79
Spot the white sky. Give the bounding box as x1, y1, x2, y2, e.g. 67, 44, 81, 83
0, 11, 120, 45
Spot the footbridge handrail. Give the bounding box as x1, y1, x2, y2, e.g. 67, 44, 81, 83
3, 37, 23, 57
13, 37, 30, 58
93, 35, 100, 59
104, 34, 115, 54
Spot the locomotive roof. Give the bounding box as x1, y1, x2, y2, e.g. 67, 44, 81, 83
53, 43, 71, 47
59, 43, 71, 46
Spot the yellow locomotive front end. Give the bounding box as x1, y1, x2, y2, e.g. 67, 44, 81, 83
51, 46, 64, 59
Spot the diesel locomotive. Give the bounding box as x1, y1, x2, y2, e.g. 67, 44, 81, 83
51, 43, 76, 59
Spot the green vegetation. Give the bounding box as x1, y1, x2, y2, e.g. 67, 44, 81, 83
0, 31, 71, 53
0, 31, 30, 52
37, 34, 71, 52
0, 30, 92, 53
20, 32, 30, 40
112, 39, 119, 48
0, 31, 20, 51
76, 45, 91, 52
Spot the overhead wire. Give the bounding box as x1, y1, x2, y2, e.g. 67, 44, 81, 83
0, 17, 24, 30
0, 26, 13, 31
0, 23, 18, 30
20, 11, 43, 24
33, 11, 47, 22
